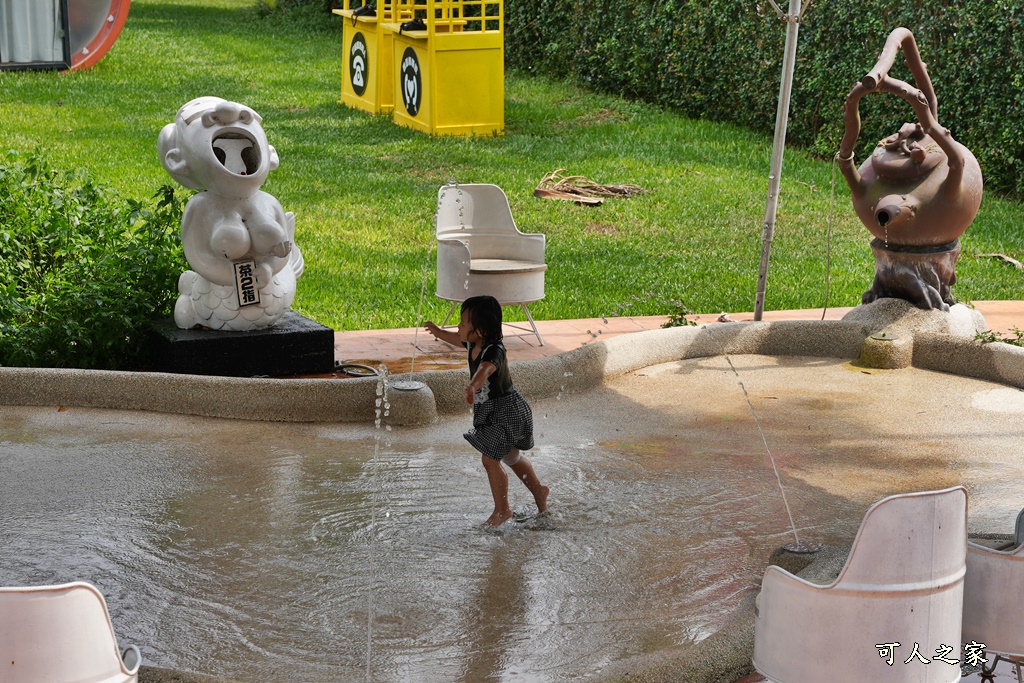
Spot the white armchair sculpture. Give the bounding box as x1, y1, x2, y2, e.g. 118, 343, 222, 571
753, 486, 967, 683
0, 582, 141, 683
435, 183, 547, 344
962, 509, 1024, 680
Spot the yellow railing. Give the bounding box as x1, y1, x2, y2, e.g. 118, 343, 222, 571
387, 0, 501, 34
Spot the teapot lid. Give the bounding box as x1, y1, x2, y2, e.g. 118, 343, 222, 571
870, 123, 944, 180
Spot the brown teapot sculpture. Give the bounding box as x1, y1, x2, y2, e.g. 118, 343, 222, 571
838, 28, 983, 311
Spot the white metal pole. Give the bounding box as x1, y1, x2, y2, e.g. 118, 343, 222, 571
754, 0, 802, 321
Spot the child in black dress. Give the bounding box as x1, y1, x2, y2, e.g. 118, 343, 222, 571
425, 295, 550, 527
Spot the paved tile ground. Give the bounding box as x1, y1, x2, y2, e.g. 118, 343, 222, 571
324, 301, 1023, 377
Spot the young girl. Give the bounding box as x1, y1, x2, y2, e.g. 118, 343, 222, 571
425, 295, 550, 528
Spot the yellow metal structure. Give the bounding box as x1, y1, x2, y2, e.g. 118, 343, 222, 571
384, 0, 504, 136
334, 0, 410, 114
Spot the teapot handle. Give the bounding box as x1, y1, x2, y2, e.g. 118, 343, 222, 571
862, 27, 937, 118
838, 28, 963, 198
839, 28, 938, 160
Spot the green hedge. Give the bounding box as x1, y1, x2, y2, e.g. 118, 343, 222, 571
505, 0, 1023, 198
0, 152, 187, 370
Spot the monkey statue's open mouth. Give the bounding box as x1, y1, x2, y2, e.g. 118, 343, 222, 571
212, 131, 260, 175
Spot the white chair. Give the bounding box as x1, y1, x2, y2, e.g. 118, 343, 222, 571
435, 183, 548, 345
0, 582, 141, 683
753, 486, 967, 683
962, 509, 1024, 680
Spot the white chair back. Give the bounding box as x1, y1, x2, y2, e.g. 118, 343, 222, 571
0, 582, 140, 683
436, 183, 518, 236
753, 486, 967, 683
963, 528, 1024, 657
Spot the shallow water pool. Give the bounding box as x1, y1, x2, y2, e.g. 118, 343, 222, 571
2, 355, 1022, 681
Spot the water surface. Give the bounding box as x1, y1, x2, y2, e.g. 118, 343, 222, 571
2, 355, 1022, 681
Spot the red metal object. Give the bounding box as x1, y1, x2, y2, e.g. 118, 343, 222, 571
69, 0, 131, 70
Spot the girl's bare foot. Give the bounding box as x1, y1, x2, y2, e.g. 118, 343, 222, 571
483, 510, 514, 528
535, 486, 550, 514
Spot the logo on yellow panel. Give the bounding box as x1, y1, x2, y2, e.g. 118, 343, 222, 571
400, 47, 422, 117
349, 33, 368, 97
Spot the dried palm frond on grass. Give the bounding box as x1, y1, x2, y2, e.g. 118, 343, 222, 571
534, 169, 646, 205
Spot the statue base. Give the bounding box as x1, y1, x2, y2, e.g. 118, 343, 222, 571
862, 238, 960, 312
148, 311, 335, 377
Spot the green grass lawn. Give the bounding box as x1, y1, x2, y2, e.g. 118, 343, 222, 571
2, 0, 1021, 332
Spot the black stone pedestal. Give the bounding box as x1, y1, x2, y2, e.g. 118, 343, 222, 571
149, 311, 335, 377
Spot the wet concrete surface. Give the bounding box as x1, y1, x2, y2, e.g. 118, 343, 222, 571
738, 656, 1023, 682
962, 658, 1024, 682
2, 354, 1023, 682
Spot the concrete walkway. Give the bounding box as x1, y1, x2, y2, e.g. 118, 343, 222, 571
327, 301, 1023, 376
3, 300, 1023, 425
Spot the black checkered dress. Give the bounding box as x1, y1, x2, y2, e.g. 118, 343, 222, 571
465, 389, 535, 460
463, 341, 535, 460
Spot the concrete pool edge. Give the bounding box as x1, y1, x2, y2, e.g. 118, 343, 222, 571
592, 530, 1017, 683
2, 320, 1024, 423
589, 544, 835, 683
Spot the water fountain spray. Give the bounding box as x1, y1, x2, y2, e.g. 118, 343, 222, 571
365, 364, 390, 680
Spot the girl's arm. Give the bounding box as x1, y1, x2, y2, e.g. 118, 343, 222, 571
424, 320, 461, 346
466, 361, 496, 404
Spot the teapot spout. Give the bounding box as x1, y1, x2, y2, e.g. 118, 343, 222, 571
873, 194, 919, 236
875, 203, 909, 230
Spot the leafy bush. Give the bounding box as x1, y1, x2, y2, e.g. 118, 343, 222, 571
0, 152, 188, 370
255, 0, 340, 17
505, 0, 1024, 199
976, 327, 1024, 348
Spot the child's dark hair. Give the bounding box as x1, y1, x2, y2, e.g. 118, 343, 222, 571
461, 295, 503, 342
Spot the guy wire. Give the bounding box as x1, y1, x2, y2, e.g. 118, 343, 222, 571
723, 352, 801, 546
